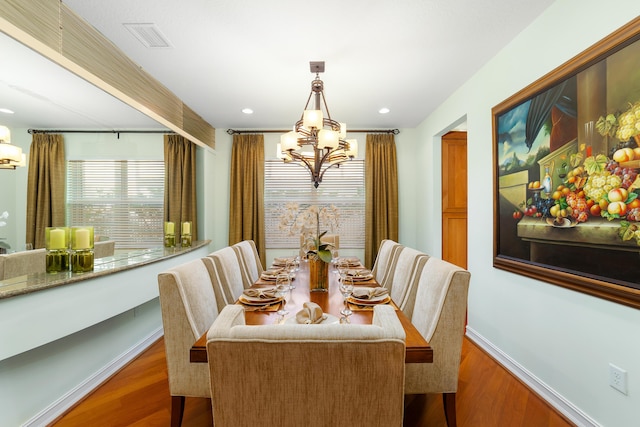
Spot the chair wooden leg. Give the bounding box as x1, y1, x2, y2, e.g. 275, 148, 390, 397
171, 395, 186, 427
443, 392, 457, 427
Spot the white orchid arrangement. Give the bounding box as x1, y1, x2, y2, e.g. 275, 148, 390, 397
278, 203, 340, 262
0, 211, 8, 228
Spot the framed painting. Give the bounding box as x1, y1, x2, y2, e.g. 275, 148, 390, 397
493, 17, 640, 309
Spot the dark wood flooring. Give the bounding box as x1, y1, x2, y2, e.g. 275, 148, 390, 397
50, 336, 574, 426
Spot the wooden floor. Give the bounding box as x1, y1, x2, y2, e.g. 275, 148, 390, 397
51, 336, 574, 427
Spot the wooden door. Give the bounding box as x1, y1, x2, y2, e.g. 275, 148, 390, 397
442, 131, 468, 269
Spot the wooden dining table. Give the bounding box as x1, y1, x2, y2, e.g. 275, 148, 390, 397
190, 257, 432, 364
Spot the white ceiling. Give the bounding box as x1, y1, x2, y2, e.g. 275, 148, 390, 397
1, 0, 555, 132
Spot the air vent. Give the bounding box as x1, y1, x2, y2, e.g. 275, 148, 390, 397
123, 23, 172, 48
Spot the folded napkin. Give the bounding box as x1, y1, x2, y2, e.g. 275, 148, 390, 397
351, 287, 389, 300
295, 302, 328, 324
346, 269, 372, 277
262, 268, 283, 276
242, 288, 278, 299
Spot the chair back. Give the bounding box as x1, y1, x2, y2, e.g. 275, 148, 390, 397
389, 247, 430, 318
206, 305, 406, 427
231, 240, 263, 287
320, 233, 339, 256
208, 246, 246, 301
371, 239, 404, 289
0, 249, 46, 279
405, 257, 470, 394
199, 256, 233, 313
94, 240, 115, 258
157, 257, 219, 397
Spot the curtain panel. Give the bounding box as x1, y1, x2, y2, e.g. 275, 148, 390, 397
364, 133, 399, 269
228, 134, 265, 267
26, 133, 66, 249
164, 134, 197, 240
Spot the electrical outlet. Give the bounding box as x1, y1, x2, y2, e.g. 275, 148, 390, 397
609, 363, 628, 395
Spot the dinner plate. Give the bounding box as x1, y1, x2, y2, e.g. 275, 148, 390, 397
238, 294, 282, 306
284, 313, 340, 325
348, 294, 391, 305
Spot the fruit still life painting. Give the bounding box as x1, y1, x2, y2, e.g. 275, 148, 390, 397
494, 25, 640, 302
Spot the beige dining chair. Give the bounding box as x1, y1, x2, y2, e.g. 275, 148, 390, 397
208, 246, 246, 301
231, 240, 263, 287
371, 239, 404, 289
157, 257, 220, 427
320, 233, 339, 256
388, 247, 430, 319
206, 304, 406, 427
404, 256, 471, 427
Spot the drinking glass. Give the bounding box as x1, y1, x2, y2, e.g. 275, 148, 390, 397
275, 274, 291, 317
286, 260, 296, 289
339, 276, 354, 319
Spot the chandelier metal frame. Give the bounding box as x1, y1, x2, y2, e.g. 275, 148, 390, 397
280, 62, 356, 188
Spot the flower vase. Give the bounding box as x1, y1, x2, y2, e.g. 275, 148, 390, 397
308, 257, 329, 292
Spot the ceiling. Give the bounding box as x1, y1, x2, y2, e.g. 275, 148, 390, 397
1, 0, 555, 132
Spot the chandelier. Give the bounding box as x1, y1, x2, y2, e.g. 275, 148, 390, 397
279, 61, 357, 188
0, 126, 25, 170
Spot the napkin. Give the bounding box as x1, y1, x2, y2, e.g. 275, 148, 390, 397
295, 302, 328, 324
351, 287, 389, 300
242, 288, 278, 299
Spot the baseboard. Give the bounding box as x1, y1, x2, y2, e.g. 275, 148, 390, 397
23, 327, 163, 427
465, 326, 599, 427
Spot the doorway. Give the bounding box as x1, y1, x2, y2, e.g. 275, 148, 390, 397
441, 131, 468, 269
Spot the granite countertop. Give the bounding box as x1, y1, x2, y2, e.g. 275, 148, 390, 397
0, 240, 210, 299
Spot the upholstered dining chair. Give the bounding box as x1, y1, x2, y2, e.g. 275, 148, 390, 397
157, 257, 220, 427
208, 246, 246, 302
404, 256, 471, 427
206, 304, 406, 427
388, 247, 430, 319
371, 239, 404, 289
320, 233, 339, 256
231, 240, 264, 287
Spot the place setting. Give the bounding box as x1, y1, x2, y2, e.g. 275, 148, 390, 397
346, 286, 391, 311
237, 286, 284, 312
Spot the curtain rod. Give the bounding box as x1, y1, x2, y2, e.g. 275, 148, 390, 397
226, 128, 400, 135
28, 129, 175, 137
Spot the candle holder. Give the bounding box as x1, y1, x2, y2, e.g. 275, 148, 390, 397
45, 227, 70, 273
164, 221, 176, 248
181, 221, 192, 247
71, 226, 94, 273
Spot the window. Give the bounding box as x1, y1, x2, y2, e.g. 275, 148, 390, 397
66, 160, 165, 249
264, 159, 365, 249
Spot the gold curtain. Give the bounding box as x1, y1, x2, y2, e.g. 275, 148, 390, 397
228, 134, 265, 267
26, 133, 66, 249
164, 134, 197, 240
364, 133, 399, 269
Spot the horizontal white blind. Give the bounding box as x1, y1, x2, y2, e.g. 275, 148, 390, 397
66, 160, 165, 249
265, 159, 365, 249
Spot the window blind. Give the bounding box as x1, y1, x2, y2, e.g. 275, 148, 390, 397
66, 160, 165, 249
265, 159, 365, 249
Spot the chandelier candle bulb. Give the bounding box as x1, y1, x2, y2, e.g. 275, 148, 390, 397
303, 110, 323, 129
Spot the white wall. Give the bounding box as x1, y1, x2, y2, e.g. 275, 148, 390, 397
410, 1, 640, 425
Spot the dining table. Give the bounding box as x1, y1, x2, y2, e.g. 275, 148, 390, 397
190, 256, 432, 364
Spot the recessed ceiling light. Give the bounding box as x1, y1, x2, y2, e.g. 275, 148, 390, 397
0, 108, 15, 114
242, 108, 254, 114
378, 107, 390, 114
